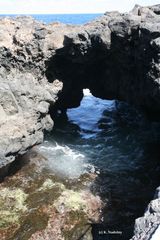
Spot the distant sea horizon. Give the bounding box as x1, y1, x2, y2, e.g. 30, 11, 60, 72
0, 13, 103, 24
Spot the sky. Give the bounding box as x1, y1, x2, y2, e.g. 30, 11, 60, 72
0, 0, 159, 14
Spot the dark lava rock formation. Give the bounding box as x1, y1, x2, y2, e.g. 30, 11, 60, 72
0, 4, 160, 166
0, 5, 160, 239
52, 4, 160, 118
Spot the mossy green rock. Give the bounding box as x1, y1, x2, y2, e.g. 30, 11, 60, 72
55, 190, 87, 212
0, 188, 28, 228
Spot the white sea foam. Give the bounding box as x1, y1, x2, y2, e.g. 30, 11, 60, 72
39, 141, 95, 179
83, 88, 92, 96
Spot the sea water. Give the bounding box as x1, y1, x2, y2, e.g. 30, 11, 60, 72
40, 89, 160, 239
0, 13, 102, 24
1, 12, 159, 239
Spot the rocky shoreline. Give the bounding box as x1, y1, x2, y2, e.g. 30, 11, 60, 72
131, 186, 160, 240
0, 4, 160, 240
0, 149, 102, 240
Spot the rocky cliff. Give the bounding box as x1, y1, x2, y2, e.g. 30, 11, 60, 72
52, 4, 160, 117
0, 17, 63, 167
131, 186, 160, 240
0, 4, 160, 168
0, 5, 160, 239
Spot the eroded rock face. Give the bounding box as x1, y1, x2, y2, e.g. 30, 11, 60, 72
52, 4, 160, 118
0, 17, 63, 167
131, 186, 160, 240
0, 5, 160, 167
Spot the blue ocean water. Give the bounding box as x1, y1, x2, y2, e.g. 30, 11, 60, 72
41, 90, 160, 239
0, 13, 102, 24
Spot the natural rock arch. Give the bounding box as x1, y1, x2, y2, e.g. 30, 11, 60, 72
0, 4, 160, 167
46, 5, 160, 119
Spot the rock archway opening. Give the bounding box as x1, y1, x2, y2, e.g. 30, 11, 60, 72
46, 87, 160, 240
45, 12, 160, 121
43, 10, 160, 237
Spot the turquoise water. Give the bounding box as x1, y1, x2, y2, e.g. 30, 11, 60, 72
0, 13, 102, 24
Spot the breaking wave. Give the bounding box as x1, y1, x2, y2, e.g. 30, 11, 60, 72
39, 141, 95, 179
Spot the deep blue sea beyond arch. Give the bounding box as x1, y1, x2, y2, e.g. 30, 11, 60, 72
0, 13, 102, 24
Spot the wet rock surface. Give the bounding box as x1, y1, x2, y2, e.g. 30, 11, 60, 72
0, 149, 102, 240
